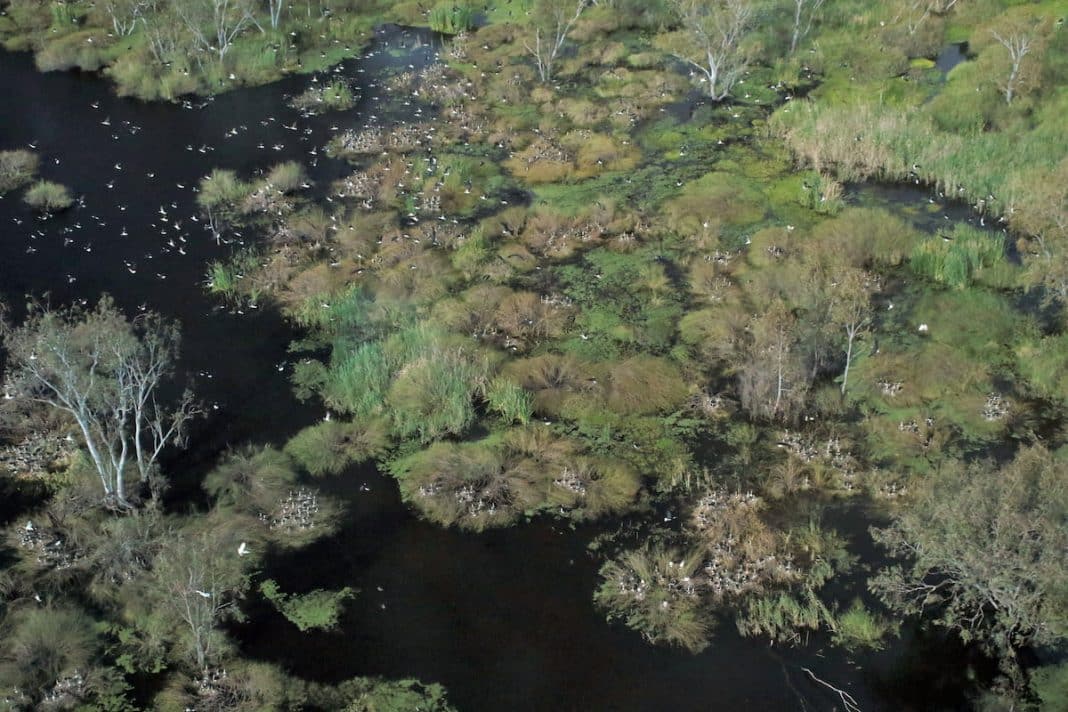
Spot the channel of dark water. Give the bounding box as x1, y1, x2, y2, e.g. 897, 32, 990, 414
0, 28, 981, 711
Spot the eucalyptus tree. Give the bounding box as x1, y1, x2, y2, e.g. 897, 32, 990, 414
100, 0, 151, 36
663, 0, 758, 101
787, 0, 824, 53
871, 445, 1068, 660
1, 297, 200, 508
829, 267, 876, 394
266, 0, 285, 28
989, 14, 1047, 105
737, 300, 808, 421
152, 529, 251, 670
524, 0, 589, 83
171, 0, 261, 61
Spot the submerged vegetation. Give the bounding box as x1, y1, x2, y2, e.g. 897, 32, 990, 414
2, 0, 1068, 707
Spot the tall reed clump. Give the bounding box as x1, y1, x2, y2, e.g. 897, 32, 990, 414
909, 224, 1006, 288
428, 3, 476, 34
594, 543, 713, 653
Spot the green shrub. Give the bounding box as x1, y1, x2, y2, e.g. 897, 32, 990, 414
266, 160, 308, 194
1031, 662, 1068, 712
202, 446, 298, 512
23, 179, 73, 211
35, 30, 108, 72
0, 606, 97, 697
0, 148, 38, 193
326, 677, 456, 711
284, 418, 390, 476
260, 579, 355, 632
290, 80, 357, 113
390, 439, 531, 530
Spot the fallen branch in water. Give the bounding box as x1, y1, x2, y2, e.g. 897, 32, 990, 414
801, 667, 861, 712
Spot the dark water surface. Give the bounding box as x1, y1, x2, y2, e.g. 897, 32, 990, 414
0, 30, 978, 711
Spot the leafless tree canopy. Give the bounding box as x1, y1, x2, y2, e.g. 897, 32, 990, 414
524, 0, 589, 83
153, 530, 250, 670
1, 297, 200, 508
665, 0, 758, 101
170, 0, 261, 61
789, 0, 825, 54
991, 23, 1037, 105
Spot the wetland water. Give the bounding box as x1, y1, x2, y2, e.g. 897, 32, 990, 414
0, 27, 981, 711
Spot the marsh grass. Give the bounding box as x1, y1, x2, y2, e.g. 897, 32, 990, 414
594, 543, 713, 653
735, 587, 830, 644
428, 3, 477, 34
206, 260, 239, 299
909, 224, 1006, 288
831, 599, 896, 651
290, 80, 357, 114
284, 418, 391, 476
485, 376, 534, 424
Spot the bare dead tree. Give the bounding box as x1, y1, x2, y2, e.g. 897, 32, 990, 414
171, 0, 259, 61
145, 10, 186, 64
991, 26, 1036, 105
667, 0, 757, 101
154, 532, 249, 670
266, 0, 285, 28
524, 0, 589, 83
789, 0, 825, 54
1, 297, 200, 508
801, 668, 861, 712
102, 0, 151, 36
830, 268, 876, 394
737, 300, 808, 420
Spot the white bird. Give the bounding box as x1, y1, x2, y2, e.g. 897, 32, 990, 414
24, 520, 34, 531
194, 590, 212, 598
237, 542, 251, 557
918, 323, 929, 333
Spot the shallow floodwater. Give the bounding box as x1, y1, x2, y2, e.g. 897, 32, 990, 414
0, 29, 982, 711
936, 42, 968, 74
